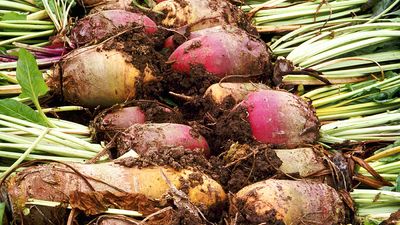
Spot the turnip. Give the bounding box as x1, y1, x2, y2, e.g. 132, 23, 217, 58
204, 82, 270, 106
230, 179, 345, 224
222, 90, 319, 148
49, 39, 158, 107
92, 104, 182, 140
70, 10, 157, 47
168, 27, 271, 78
115, 123, 210, 157
6, 162, 226, 224
152, 0, 249, 31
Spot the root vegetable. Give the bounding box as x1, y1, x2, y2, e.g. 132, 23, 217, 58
116, 123, 210, 157
204, 82, 270, 105
6, 162, 226, 224
230, 179, 345, 224
168, 27, 271, 78
239, 90, 319, 148
93, 104, 182, 140
70, 10, 157, 47
274, 148, 326, 178
50, 42, 157, 107
152, 0, 244, 31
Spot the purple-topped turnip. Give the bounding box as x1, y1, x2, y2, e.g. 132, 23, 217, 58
70, 10, 157, 47
168, 26, 271, 78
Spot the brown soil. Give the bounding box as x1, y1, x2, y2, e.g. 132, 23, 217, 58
220, 143, 282, 193
230, 197, 285, 225
208, 106, 254, 153
115, 143, 282, 194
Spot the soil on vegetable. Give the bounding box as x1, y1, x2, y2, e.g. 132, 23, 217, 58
143, 64, 220, 101
221, 143, 282, 193
229, 197, 285, 225
207, 106, 255, 153
115, 143, 282, 194
91, 100, 184, 141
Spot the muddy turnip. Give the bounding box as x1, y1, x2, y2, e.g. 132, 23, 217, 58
230, 179, 345, 224
6, 162, 226, 224
50, 40, 158, 107
168, 27, 271, 78
237, 90, 319, 148
115, 123, 210, 157
93, 104, 182, 140
70, 10, 157, 47
152, 0, 249, 32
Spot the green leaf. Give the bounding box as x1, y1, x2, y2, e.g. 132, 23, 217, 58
16, 48, 54, 127
0, 202, 4, 225
16, 48, 48, 101
0, 99, 47, 126
396, 175, 400, 192
0, 12, 27, 21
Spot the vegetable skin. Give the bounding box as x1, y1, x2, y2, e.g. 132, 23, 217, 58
116, 123, 210, 157
230, 179, 345, 224
239, 90, 319, 148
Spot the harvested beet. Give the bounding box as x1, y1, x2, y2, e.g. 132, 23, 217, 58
238, 90, 319, 148
115, 123, 210, 157
6, 162, 225, 225
230, 179, 345, 225
153, 0, 236, 30
168, 27, 271, 78
70, 10, 157, 47
93, 103, 183, 140
50, 36, 159, 107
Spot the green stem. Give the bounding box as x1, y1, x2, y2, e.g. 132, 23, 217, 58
312, 75, 399, 107
0, 150, 87, 162
0, 1, 40, 12
0, 143, 96, 158
0, 22, 54, 30
0, 30, 54, 47
26, 10, 49, 20
0, 128, 48, 179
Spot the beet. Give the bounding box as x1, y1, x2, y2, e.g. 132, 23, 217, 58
152, 0, 248, 31
93, 104, 183, 141
168, 26, 271, 78
70, 10, 157, 47
115, 123, 210, 157
50, 34, 160, 107
239, 90, 319, 148
230, 179, 345, 224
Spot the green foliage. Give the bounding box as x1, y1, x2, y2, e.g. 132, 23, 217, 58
0, 99, 47, 125
16, 48, 49, 102
0, 12, 27, 21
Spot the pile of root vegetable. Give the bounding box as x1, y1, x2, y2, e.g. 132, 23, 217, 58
0, 0, 399, 224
